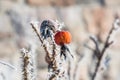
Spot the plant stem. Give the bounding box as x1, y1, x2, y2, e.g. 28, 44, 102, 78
92, 26, 114, 80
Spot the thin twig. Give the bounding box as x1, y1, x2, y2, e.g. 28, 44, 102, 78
31, 23, 51, 59
30, 23, 43, 43
31, 22, 61, 80
90, 36, 101, 59
101, 27, 114, 55
84, 43, 95, 52
0, 60, 16, 70
92, 24, 115, 80
91, 15, 120, 80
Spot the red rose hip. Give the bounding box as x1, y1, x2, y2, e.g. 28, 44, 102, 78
54, 31, 72, 45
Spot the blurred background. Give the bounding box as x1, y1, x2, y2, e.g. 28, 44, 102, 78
0, 0, 120, 80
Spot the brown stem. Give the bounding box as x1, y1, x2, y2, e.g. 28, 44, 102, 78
92, 26, 114, 80
31, 23, 51, 59
31, 23, 61, 80
21, 49, 29, 80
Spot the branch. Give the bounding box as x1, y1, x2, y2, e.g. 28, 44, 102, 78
90, 36, 101, 59
0, 60, 16, 70
30, 23, 51, 60
31, 21, 68, 80
92, 15, 120, 80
